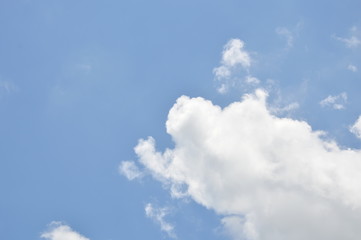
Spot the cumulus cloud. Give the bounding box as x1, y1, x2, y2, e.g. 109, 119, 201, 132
347, 64, 358, 72
41, 222, 89, 240
145, 203, 176, 239
213, 39, 257, 93
319, 92, 347, 110
119, 160, 143, 180
134, 89, 361, 240
350, 116, 361, 139
334, 26, 361, 48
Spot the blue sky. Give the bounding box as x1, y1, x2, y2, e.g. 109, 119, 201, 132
1, 1, 361, 240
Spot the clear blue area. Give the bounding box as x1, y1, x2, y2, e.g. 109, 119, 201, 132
0, 0, 360, 239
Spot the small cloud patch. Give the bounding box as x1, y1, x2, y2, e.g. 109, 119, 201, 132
41, 222, 89, 240
319, 92, 347, 110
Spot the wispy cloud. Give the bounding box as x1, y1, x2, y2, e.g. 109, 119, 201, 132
334, 26, 361, 48
276, 27, 294, 49
119, 161, 143, 180
134, 89, 361, 240
41, 222, 89, 240
347, 64, 358, 72
336, 36, 361, 48
145, 203, 176, 239
245, 75, 260, 85
319, 92, 347, 110
275, 22, 303, 50
270, 102, 300, 115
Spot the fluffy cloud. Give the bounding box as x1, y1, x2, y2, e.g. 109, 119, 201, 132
216, 39, 251, 70
134, 90, 361, 240
213, 39, 257, 93
350, 116, 361, 139
119, 160, 142, 180
319, 92, 347, 110
145, 203, 176, 239
41, 222, 89, 240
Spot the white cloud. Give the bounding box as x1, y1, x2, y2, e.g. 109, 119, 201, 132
350, 116, 361, 139
276, 27, 293, 49
217, 83, 229, 94
213, 39, 251, 79
134, 90, 361, 240
347, 64, 358, 72
41, 222, 89, 240
334, 26, 361, 48
218, 39, 251, 69
213, 39, 256, 93
119, 161, 143, 180
213, 65, 232, 79
145, 203, 176, 239
319, 92, 347, 110
336, 36, 361, 48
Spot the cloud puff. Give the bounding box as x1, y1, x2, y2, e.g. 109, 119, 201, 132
347, 64, 358, 72
350, 116, 361, 139
213, 39, 257, 93
216, 39, 251, 70
319, 92, 347, 110
119, 161, 143, 180
134, 90, 361, 240
41, 222, 89, 240
145, 203, 176, 239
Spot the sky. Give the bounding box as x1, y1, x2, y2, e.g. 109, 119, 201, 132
1, 1, 361, 240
